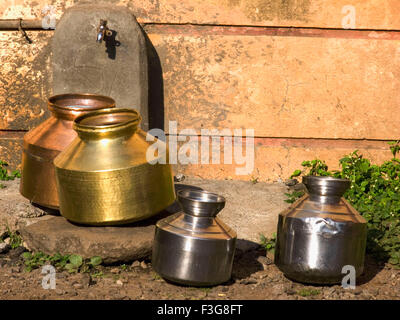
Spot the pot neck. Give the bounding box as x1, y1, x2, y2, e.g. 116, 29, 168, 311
73, 108, 141, 140
308, 194, 342, 204
182, 214, 215, 227
303, 176, 350, 205
177, 190, 226, 218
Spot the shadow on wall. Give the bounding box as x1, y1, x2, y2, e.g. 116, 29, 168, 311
104, 29, 121, 60
141, 26, 165, 132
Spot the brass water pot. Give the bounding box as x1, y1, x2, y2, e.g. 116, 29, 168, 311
54, 108, 176, 225
20, 93, 115, 209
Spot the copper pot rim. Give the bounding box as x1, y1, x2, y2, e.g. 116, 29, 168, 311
48, 93, 116, 113
73, 108, 142, 135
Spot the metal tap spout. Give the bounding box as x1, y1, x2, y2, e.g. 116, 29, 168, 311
97, 19, 108, 43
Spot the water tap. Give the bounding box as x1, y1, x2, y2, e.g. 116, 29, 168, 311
97, 19, 112, 43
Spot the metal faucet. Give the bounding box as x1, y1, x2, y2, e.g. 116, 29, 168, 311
97, 19, 111, 43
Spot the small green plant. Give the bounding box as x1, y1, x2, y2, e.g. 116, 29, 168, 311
290, 159, 333, 177
22, 252, 69, 272
297, 288, 320, 297
290, 169, 302, 179
49, 252, 70, 268
65, 254, 83, 273
120, 264, 129, 271
66, 255, 103, 273
260, 233, 276, 253
0, 161, 21, 188
389, 140, 400, 158
284, 190, 305, 204
91, 271, 104, 278
22, 252, 103, 273
250, 176, 259, 184
12, 170, 21, 178
1, 226, 22, 249
152, 272, 162, 280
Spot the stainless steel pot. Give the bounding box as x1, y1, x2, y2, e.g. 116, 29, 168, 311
152, 190, 237, 286
274, 176, 367, 284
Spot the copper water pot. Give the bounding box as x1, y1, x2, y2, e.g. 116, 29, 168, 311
20, 93, 115, 209
54, 108, 176, 225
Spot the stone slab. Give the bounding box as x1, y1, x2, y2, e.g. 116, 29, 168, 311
16, 177, 288, 257
2, 177, 290, 257
0, 179, 50, 237
19, 215, 156, 264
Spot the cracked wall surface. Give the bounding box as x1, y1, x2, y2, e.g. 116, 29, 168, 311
2, 0, 400, 29
0, 0, 399, 181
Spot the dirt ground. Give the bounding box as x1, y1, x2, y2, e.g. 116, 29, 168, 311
0, 245, 399, 300
0, 178, 399, 300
